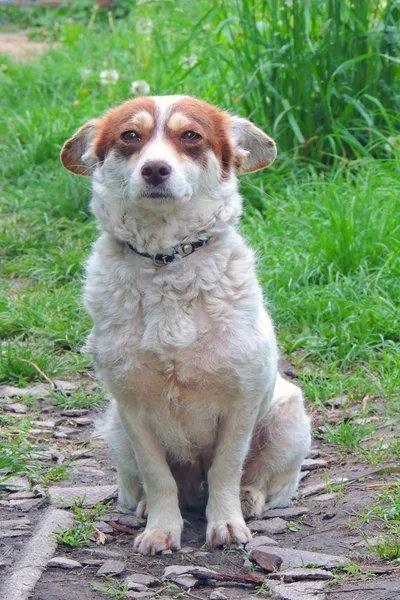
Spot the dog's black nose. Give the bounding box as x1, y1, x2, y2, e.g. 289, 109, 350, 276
141, 161, 171, 186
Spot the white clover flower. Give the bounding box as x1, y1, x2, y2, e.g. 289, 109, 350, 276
100, 69, 119, 85
256, 20, 267, 35
80, 68, 92, 80
130, 79, 151, 95
136, 17, 153, 35
384, 136, 400, 153
180, 54, 198, 70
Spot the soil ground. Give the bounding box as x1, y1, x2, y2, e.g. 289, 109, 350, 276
1, 379, 399, 600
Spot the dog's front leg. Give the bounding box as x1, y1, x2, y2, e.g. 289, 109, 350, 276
206, 401, 258, 547
118, 404, 183, 556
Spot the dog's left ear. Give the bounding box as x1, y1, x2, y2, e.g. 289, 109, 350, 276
229, 116, 277, 174
60, 120, 100, 176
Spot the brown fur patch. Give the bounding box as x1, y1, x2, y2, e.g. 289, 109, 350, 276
167, 98, 233, 177
94, 98, 157, 162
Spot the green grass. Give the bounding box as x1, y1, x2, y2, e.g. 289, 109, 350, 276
0, 0, 399, 462
54, 501, 111, 547
360, 481, 400, 561
0, 436, 72, 486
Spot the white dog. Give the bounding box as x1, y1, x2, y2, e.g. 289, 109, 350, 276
61, 96, 311, 556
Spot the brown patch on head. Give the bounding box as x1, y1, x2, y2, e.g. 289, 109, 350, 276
166, 98, 233, 177
94, 97, 157, 162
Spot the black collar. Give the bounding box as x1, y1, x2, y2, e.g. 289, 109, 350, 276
126, 238, 210, 266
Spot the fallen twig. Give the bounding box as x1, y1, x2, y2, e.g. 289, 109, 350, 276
108, 520, 136, 535
193, 570, 264, 586
13, 358, 68, 396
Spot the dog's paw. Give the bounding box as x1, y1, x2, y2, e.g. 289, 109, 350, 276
240, 487, 265, 520
206, 519, 252, 547
133, 528, 181, 556
136, 499, 148, 519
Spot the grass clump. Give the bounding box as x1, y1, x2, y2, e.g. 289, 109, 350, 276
54, 501, 110, 547
360, 481, 400, 561
322, 420, 374, 450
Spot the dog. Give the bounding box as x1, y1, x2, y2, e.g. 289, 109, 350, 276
61, 95, 311, 556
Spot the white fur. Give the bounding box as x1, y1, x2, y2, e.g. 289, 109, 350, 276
64, 96, 311, 555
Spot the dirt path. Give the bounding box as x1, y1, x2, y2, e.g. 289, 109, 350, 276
0, 32, 49, 61
0, 381, 399, 600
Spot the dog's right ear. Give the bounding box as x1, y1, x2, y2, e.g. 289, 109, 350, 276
60, 120, 100, 176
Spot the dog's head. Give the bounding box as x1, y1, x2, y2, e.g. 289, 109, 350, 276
61, 96, 276, 214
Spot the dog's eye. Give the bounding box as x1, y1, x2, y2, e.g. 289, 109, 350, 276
181, 131, 201, 142
121, 130, 142, 142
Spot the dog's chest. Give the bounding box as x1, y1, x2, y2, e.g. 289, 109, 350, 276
85, 240, 263, 399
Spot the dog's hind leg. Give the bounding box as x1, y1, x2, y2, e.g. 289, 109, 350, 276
241, 375, 311, 519
101, 400, 145, 512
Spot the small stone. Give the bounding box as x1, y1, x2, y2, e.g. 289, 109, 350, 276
93, 521, 114, 534
4, 403, 27, 414
71, 417, 92, 426
0, 529, 32, 538
9, 498, 46, 511
53, 427, 76, 439
8, 491, 35, 500
263, 507, 309, 519
193, 551, 209, 557
125, 583, 148, 592
273, 580, 327, 600
31, 420, 56, 429
250, 546, 349, 570
125, 573, 158, 588
169, 575, 197, 589
0, 383, 49, 398
96, 559, 126, 576
48, 485, 118, 508
301, 459, 327, 471
163, 565, 218, 580
2, 476, 30, 492
306, 449, 321, 459
251, 549, 282, 573
81, 558, 104, 566
61, 409, 89, 417
53, 379, 78, 393
32, 485, 46, 497
246, 536, 278, 552
179, 546, 195, 554
29, 429, 45, 437
161, 549, 172, 555
51, 452, 66, 463
322, 511, 336, 520
270, 568, 334, 582
243, 558, 253, 572
126, 593, 153, 599
0, 518, 31, 529
210, 590, 228, 600
323, 395, 348, 408
248, 517, 287, 535
314, 493, 337, 503
47, 556, 82, 570
103, 513, 143, 528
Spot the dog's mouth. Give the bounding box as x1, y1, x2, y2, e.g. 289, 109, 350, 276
140, 186, 176, 201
